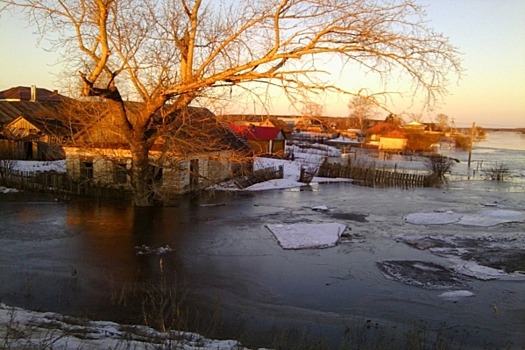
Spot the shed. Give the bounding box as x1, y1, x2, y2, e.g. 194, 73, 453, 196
228, 124, 286, 155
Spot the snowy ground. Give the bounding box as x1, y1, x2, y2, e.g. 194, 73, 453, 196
0, 303, 260, 350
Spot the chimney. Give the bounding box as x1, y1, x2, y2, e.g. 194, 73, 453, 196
30, 85, 37, 102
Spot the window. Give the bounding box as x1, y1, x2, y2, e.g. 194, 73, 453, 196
80, 161, 93, 180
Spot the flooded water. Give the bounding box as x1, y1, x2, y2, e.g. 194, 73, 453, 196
1, 131, 524, 349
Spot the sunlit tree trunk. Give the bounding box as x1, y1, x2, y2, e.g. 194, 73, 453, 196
130, 143, 154, 206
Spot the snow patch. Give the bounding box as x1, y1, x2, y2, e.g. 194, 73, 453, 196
266, 222, 346, 249
11, 160, 66, 173
0, 303, 256, 350
0, 186, 18, 193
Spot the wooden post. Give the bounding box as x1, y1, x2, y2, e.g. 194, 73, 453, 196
467, 122, 476, 169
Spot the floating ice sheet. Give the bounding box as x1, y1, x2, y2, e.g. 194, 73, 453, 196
266, 222, 346, 249
404, 209, 525, 227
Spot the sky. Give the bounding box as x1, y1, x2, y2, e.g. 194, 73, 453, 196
0, 0, 524, 128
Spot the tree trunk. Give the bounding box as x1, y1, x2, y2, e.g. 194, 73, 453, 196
130, 144, 156, 207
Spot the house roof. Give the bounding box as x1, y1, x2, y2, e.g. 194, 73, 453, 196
261, 118, 294, 133
366, 121, 400, 135
68, 102, 251, 155
0, 86, 69, 102
0, 100, 79, 140
228, 124, 283, 141
157, 107, 251, 154
382, 129, 407, 139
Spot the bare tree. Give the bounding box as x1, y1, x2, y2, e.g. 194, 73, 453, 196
435, 113, 451, 133
347, 93, 379, 131
2, 0, 462, 206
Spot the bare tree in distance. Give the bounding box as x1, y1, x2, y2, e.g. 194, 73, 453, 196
347, 92, 380, 131
435, 113, 451, 133
1, 0, 462, 206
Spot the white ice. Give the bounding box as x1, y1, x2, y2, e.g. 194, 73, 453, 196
449, 258, 525, 281
266, 222, 346, 249
438, 290, 475, 299
404, 209, 525, 227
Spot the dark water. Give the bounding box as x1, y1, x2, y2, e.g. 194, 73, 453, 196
1, 179, 525, 349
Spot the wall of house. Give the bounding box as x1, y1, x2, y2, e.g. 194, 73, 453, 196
379, 137, 407, 151
247, 140, 285, 155
161, 150, 241, 195
64, 147, 249, 196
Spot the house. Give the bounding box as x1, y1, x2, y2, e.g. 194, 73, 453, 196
365, 121, 407, 151
378, 129, 408, 151
228, 124, 286, 156
0, 85, 67, 102
0, 86, 72, 160
259, 117, 294, 138
64, 104, 252, 197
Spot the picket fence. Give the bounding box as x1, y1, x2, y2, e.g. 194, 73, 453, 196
317, 162, 434, 188
0, 169, 132, 200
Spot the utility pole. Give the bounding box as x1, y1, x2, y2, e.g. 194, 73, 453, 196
467, 122, 476, 169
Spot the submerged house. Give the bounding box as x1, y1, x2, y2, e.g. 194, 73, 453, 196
228, 124, 286, 156
0, 86, 72, 160
64, 104, 252, 197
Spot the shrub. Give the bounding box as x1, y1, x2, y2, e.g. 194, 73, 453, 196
482, 163, 511, 181
424, 155, 455, 186
452, 134, 471, 151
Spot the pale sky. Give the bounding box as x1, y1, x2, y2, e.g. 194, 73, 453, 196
0, 0, 524, 128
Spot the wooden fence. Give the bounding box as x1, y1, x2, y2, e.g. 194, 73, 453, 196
233, 165, 284, 189
0, 169, 132, 200
317, 162, 434, 188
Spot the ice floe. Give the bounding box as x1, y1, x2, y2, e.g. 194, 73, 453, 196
450, 258, 525, 281
266, 222, 346, 249
404, 212, 462, 225
376, 260, 469, 289
404, 209, 525, 227
438, 290, 475, 299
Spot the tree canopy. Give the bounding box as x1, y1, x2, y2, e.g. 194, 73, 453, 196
1, 0, 463, 205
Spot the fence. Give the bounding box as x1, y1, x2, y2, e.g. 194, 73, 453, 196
0, 169, 132, 200
233, 165, 284, 189
317, 162, 434, 188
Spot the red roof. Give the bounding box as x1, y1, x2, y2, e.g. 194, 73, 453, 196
383, 129, 407, 139
367, 121, 402, 136
229, 124, 282, 141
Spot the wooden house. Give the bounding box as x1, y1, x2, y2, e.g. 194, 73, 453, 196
228, 124, 286, 156
64, 105, 252, 196
0, 86, 73, 160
